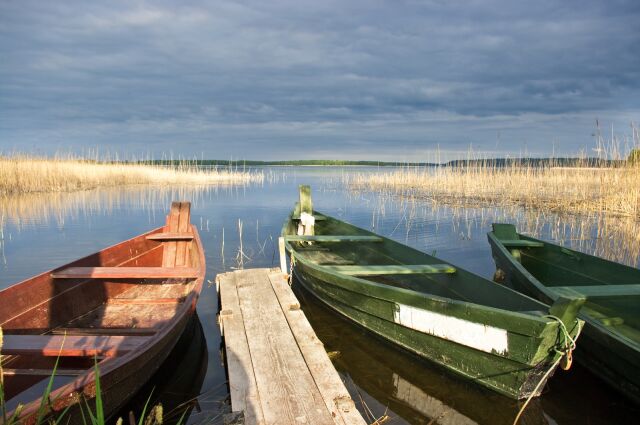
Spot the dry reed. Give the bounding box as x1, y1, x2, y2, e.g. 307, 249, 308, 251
0, 155, 263, 196
346, 164, 640, 218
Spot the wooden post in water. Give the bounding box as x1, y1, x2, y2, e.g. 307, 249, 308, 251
299, 185, 313, 214
279, 236, 287, 275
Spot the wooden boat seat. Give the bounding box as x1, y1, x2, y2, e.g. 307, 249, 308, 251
1, 368, 86, 377
291, 214, 327, 221
500, 240, 544, 248
49, 327, 158, 336
51, 266, 199, 279
554, 284, 640, 298
323, 264, 457, 276
1, 335, 148, 357
146, 232, 194, 241
286, 235, 383, 242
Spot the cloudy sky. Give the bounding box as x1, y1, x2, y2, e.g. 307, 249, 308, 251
1, 0, 639, 160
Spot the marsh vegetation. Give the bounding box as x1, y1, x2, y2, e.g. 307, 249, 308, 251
0, 155, 263, 196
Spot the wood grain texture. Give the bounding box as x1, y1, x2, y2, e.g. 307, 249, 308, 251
218, 268, 366, 425
267, 271, 366, 425
235, 269, 333, 425
175, 202, 191, 267
146, 233, 194, 241
162, 202, 181, 267
1, 335, 148, 357
51, 267, 199, 279
217, 271, 266, 425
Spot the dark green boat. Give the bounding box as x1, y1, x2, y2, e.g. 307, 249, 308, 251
488, 223, 640, 404
282, 186, 585, 400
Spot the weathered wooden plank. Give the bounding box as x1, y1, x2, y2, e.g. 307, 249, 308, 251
500, 240, 544, 248
217, 272, 266, 425
1, 335, 147, 357
286, 235, 383, 243
323, 264, 457, 275
236, 269, 334, 425
108, 297, 183, 305
554, 284, 640, 298
175, 202, 191, 267
162, 202, 181, 267
299, 185, 313, 214
146, 232, 194, 241
49, 328, 157, 336
1, 368, 86, 377
51, 267, 199, 279
279, 237, 287, 275
267, 271, 366, 425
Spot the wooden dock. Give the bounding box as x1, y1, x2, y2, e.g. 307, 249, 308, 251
216, 268, 367, 425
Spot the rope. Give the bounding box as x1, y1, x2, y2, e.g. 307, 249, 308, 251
544, 315, 577, 370
288, 254, 295, 285
512, 315, 577, 425
511, 355, 562, 425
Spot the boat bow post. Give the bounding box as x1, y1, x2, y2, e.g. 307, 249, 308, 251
547, 295, 586, 370
297, 185, 315, 236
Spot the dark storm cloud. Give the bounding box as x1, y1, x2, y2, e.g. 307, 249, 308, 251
0, 0, 638, 159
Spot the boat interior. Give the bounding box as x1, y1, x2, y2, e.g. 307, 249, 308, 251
286, 200, 545, 315
0, 202, 201, 408
491, 223, 640, 343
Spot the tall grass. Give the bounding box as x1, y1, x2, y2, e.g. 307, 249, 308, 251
346, 124, 640, 219
347, 164, 640, 218
0, 155, 263, 196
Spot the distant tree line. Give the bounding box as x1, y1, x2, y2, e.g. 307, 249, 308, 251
134, 157, 631, 167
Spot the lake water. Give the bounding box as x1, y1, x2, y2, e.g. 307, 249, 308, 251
1, 166, 638, 424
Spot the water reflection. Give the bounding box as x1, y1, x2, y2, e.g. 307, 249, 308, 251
294, 281, 547, 425
116, 314, 209, 424
295, 280, 639, 425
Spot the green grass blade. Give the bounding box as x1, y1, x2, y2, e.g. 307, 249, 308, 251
137, 390, 155, 425
93, 357, 104, 424
175, 407, 189, 425
35, 349, 62, 423
83, 394, 97, 425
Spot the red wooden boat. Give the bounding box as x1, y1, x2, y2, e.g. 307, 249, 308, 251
0, 202, 205, 424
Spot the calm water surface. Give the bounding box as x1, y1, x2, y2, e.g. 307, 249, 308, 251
1, 167, 638, 424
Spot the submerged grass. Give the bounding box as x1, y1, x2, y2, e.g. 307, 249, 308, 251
0, 155, 263, 196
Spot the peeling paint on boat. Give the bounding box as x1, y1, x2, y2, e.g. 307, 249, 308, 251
393, 304, 509, 355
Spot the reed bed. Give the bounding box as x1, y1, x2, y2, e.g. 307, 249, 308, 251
346, 164, 640, 218
0, 155, 263, 196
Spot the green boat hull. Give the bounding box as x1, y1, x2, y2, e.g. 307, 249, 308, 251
283, 187, 584, 400
488, 224, 640, 404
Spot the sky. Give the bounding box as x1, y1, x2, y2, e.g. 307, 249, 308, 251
1, 0, 639, 161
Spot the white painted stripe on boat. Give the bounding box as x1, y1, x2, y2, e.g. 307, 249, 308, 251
394, 304, 509, 355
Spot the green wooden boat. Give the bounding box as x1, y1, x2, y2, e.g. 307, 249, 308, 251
281, 186, 585, 400
488, 223, 640, 404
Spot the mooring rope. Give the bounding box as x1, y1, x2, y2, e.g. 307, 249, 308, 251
512, 315, 577, 425
288, 254, 295, 285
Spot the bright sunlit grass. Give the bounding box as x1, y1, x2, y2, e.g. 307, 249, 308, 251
0, 155, 263, 196
346, 163, 640, 218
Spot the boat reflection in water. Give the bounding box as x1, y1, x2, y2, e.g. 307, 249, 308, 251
293, 280, 546, 425
295, 278, 640, 424
116, 314, 208, 424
